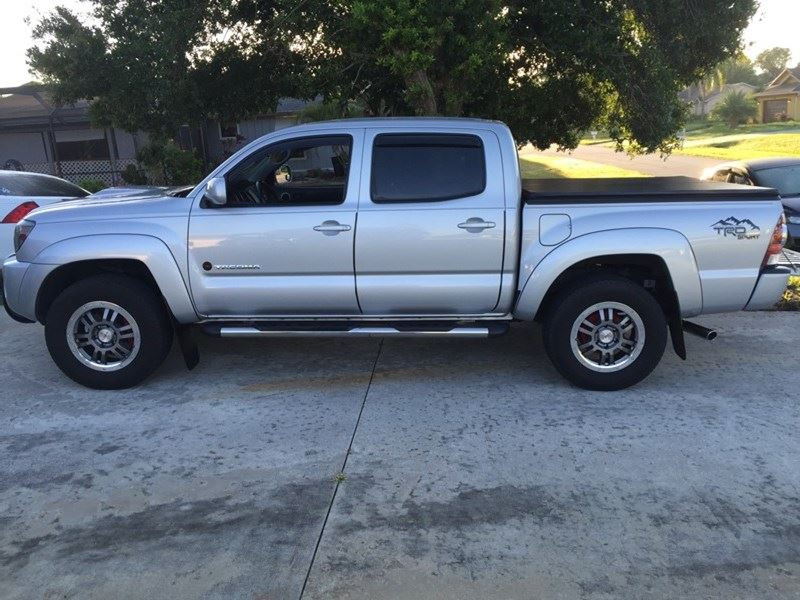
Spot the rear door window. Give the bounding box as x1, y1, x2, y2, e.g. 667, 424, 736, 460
370, 134, 486, 203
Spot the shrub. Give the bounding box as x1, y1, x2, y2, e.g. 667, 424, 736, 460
78, 178, 106, 193
712, 91, 758, 128
120, 164, 148, 185
136, 138, 203, 186
777, 275, 800, 310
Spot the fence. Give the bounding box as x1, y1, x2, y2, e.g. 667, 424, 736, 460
21, 159, 139, 187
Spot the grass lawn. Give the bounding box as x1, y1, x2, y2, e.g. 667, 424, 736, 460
519, 154, 647, 178
676, 133, 800, 160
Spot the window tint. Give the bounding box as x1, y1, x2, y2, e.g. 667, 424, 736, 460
223, 135, 352, 207
755, 166, 800, 196
371, 134, 486, 203
0, 172, 89, 197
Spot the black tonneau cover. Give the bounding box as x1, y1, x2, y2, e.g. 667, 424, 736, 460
522, 176, 779, 204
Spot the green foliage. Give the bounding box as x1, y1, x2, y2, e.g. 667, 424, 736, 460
120, 164, 148, 185
28, 2, 297, 136
711, 91, 758, 127
717, 56, 762, 87
755, 47, 792, 80
136, 139, 202, 186
77, 178, 106, 193
298, 100, 366, 123
29, 0, 758, 155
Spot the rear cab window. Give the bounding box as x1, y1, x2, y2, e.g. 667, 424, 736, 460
370, 133, 486, 203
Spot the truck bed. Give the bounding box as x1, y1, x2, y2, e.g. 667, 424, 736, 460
522, 176, 779, 204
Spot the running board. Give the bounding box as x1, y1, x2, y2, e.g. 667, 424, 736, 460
202, 321, 509, 339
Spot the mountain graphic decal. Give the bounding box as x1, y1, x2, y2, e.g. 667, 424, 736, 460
711, 216, 761, 240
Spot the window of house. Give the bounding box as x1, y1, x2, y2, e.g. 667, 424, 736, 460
55, 138, 110, 161
219, 122, 240, 140
222, 135, 352, 207
370, 133, 486, 203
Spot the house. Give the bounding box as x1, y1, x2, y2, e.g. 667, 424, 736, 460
754, 66, 800, 123
0, 84, 310, 185
680, 82, 757, 117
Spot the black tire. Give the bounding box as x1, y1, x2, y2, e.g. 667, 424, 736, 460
542, 275, 667, 391
45, 274, 173, 389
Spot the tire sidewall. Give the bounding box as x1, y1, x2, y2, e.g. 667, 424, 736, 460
45, 275, 172, 389
543, 277, 667, 391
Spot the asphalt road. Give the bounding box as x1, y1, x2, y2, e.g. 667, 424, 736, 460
539, 144, 721, 177
2, 311, 800, 599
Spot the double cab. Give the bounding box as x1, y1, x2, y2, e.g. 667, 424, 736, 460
1, 118, 790, 390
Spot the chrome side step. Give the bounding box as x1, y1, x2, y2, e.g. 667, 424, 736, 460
217, 326, 496, 338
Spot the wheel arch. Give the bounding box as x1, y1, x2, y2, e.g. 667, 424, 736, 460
513, 228, 703, 322
33, 235, 197, 325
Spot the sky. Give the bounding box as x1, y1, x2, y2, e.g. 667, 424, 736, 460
1, 0, 799, 88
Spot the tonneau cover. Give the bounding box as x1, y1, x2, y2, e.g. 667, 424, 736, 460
522, 176, 779, 204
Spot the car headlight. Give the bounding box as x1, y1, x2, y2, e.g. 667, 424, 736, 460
13, 219, 36, 253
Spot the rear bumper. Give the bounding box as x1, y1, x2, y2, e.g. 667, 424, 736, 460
744, 265, 792, 311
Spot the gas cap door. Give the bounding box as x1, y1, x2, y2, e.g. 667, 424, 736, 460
539, 213, 572, 246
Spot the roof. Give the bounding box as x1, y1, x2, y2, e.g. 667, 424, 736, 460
753, 84, 800, 98
765, 66, 800, 89
521, 176, 778, 204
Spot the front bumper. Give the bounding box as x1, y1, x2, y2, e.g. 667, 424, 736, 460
744, 265, 792, 311
2, 256, 37, 323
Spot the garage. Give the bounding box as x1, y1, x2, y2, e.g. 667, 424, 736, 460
763, 99, 789, 122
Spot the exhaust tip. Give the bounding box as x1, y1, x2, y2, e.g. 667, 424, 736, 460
706, 330, 718, 341
682, 320, 718, 341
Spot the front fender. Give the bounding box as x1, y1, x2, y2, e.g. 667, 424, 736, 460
31, 234, 197, 323
513, 228, 702, 320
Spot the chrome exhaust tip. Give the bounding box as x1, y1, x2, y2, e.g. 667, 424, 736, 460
682, 320, 717, 341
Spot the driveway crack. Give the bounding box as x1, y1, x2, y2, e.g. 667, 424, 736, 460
299, 339, 384, 599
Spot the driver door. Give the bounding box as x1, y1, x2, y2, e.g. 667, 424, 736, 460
188, 132, 362, 317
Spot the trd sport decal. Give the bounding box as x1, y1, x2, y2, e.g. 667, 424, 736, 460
711, 217, 761, 240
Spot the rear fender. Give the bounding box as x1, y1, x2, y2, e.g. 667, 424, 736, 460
513, 228, 702, 320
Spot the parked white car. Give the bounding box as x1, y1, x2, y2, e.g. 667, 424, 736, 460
0, 171, 88, 258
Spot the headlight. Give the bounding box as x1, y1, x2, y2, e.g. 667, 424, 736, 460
13, 220, 36, 253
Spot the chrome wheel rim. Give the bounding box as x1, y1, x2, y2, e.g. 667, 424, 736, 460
569, 301, 645, 373
66, 301, 141, 372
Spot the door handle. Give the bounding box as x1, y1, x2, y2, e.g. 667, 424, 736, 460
313, 220, 351, 235
458, 218, 496, 232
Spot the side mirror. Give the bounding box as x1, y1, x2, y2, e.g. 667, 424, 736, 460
204, 177, 227, 206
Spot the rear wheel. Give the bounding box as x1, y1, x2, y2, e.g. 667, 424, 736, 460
542, 276, 667, 390
45, 275, 173, 389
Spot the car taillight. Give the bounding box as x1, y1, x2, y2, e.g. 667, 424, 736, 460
13, 220, 36, 253
2, 201, 39, 224
763, 213, 787, 265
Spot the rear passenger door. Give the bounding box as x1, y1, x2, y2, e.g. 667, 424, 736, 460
354, 130, 506, 315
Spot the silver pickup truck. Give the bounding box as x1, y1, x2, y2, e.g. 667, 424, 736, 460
1, 118, 790, 391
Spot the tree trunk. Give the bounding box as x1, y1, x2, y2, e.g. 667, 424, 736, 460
405, 68, 438, 115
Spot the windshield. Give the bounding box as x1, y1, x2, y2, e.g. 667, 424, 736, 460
755, 166, 800, 197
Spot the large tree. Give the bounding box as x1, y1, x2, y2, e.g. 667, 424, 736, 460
28, 0, 298, 135
30, 0, 757, 152
755, 47, 792, 80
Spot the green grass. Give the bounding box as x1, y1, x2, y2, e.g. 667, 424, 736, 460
675, 133, 800, 160
519, 154, 647, 179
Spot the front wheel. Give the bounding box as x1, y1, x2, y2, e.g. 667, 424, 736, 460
45, 274, 173, 389
542, 276, 667, 391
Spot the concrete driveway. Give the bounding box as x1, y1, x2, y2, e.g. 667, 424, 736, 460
1, 311, 799, 599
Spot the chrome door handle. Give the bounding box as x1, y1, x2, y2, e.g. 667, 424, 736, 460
313, 220, 351, 235
458, 218, 496, 231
